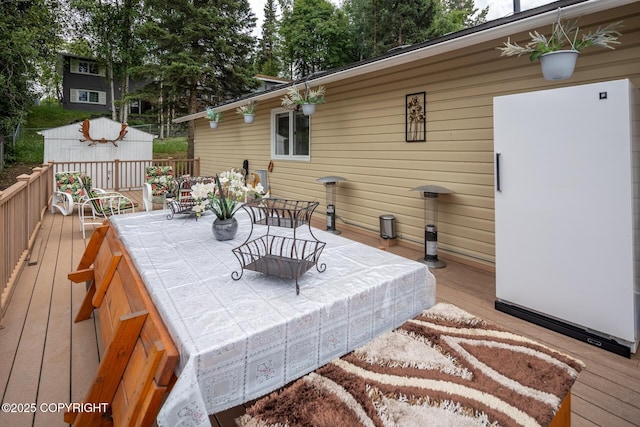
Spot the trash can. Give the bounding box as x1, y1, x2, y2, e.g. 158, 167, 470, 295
379, 214, 396, 239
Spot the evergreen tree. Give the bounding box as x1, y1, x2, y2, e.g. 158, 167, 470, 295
70, 0, 145, 123
136, 0, 259, 158
0, 0, 61, 153
280, 0, 353, 79
368, 0, 438, 57
254, 0, 282, 77
345, 0, 487, 60
452, 0, 488, 28
344, 0, 370, 61
430, 0, 488, 35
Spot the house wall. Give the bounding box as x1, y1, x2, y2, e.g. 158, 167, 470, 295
61, 55, 152, 114
194, 3, 640, 268
62, 56, 111, 112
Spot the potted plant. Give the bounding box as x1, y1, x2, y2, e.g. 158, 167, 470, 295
281, 85, 326, 115
208, 169, 265, 240
236, 100, 257, 124
189, 182, 215, 220
206, 107, 222, 128
498, 19, 622, 80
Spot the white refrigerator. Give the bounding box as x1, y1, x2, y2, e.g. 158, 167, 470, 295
493, 79, 639, 356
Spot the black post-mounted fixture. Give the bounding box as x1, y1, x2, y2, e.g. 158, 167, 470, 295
410, 184, 453, 268
316, 176, 346, 234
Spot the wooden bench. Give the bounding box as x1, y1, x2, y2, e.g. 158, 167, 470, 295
66, 224, 179, 427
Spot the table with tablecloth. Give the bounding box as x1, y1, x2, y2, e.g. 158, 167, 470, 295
109, 208, 436, 427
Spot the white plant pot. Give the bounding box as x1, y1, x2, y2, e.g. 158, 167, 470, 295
539, 50, 579, 80
243, 114, 255, 124
301, 103, 316, 116
209, 120, 219, 129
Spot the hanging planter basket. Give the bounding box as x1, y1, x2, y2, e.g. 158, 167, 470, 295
244, 114, 255, 124
301, 103, 316, 116
209, 121, 219, 129
498, 17, 622, 82
539, 49, 579, 80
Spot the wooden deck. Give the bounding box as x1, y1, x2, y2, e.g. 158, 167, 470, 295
1, 192, 639, 426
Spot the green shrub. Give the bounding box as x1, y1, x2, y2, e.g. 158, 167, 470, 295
27, 104, 95, 128
14, 132, 44, 163
153, 137, 188, 154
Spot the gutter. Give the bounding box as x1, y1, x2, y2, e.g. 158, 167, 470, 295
174, 0, 635, 124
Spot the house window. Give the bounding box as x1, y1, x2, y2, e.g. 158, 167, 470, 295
70, 88, 107, 105
70, 59, 105, 76
271, 108, 310, 161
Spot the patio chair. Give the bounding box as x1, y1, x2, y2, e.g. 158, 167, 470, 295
51, 171, 91, 216
142, 165, 174, 211
165, 175, 216, 218
78, 176, 136, 239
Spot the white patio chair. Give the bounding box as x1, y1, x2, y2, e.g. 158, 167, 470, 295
142, 182, 153, 212
142, 165, 175, 211
78, 176, 137, 238
51, 171, 90, 216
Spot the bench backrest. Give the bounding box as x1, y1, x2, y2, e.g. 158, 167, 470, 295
66, 225, 178, 427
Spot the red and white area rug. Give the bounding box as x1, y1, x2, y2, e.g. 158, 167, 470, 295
239, 303, 584, 427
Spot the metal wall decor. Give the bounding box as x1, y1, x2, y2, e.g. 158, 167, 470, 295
79, 119, 128, 146
406, 92, 426, 142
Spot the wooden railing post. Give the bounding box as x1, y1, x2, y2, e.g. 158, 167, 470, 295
1, 166, 50, 323
17, 174, 32, 247
114, 159, 120, 191
31, 166, 44, 218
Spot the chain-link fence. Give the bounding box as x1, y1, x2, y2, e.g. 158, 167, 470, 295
0, 139, 4, 172
129, 123, 188, 138
0, 124, 21, 171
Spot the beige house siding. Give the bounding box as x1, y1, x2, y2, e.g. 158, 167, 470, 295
193, 2, 640, 268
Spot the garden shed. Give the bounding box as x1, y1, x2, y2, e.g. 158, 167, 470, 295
39, 116, 154, 189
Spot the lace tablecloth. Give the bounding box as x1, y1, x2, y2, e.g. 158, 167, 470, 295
110, 209, 436, 427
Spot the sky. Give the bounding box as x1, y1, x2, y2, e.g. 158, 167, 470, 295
474, 0, 556, 20
248, 0, 556, 35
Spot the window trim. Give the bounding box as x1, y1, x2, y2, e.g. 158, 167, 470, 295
70, 59, 105, 77
270, 108, 311, 162
70, 88, 107, 105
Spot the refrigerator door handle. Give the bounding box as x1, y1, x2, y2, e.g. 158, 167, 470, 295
496, 152, 501, 192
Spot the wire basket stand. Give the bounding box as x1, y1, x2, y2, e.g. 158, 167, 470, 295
231, 199, 326, 295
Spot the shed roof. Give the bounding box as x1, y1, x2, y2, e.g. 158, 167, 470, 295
174, 0, 635, 123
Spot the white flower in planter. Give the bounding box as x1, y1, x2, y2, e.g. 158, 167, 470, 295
498, 18, 622, 80
281, 86, 326, 108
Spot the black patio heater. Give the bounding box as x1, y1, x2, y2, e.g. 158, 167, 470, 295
316, 176, 346, 234
410, 184, 453, 268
